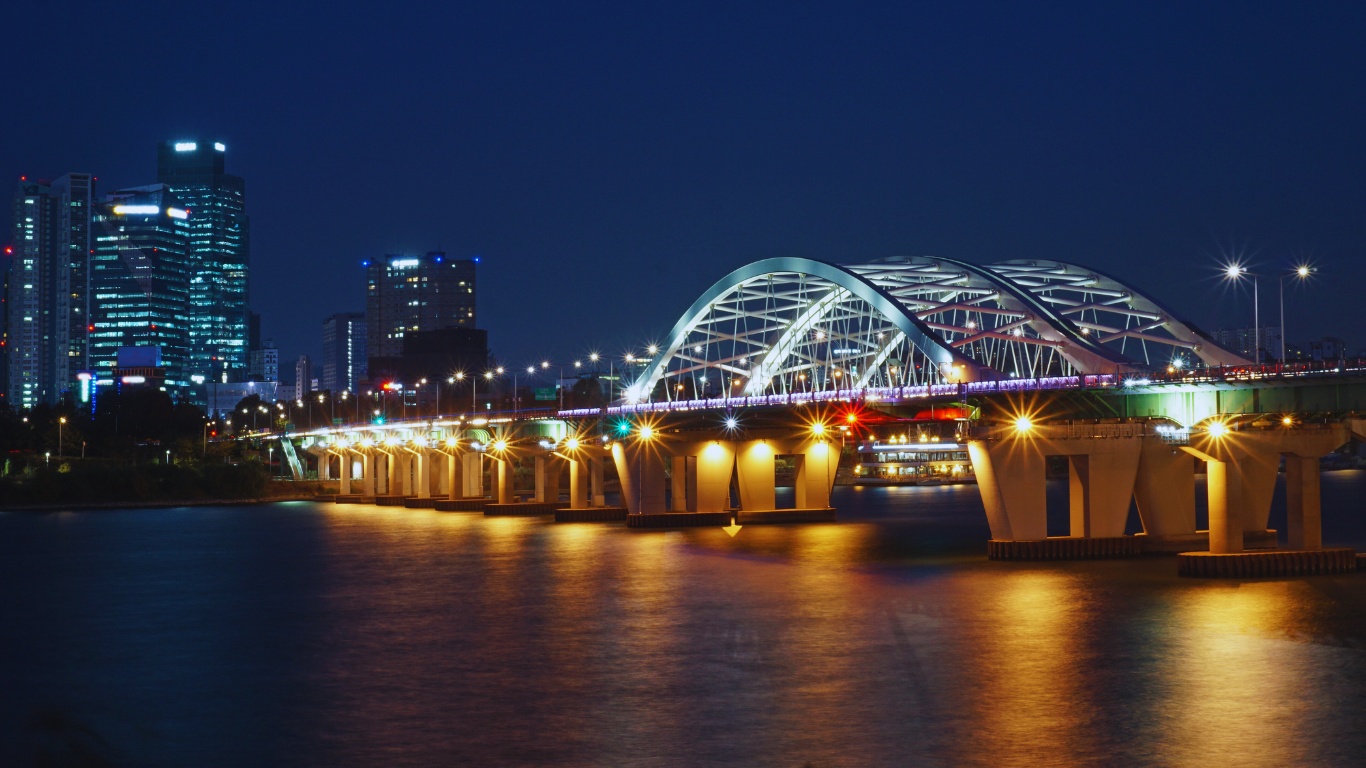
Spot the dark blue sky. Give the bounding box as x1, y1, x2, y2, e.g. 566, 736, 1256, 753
5, 2, 1364, 371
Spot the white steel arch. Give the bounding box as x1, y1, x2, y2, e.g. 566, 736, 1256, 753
989, 259, 1251, 368
625, 256, 1151, 404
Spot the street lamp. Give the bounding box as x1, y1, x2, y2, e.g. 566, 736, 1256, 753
58, 416, 66, 458
1221, 262, 1261, 362
1281, 264, 1315, 361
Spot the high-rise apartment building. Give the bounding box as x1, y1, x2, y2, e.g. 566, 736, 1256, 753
6, 180, 57, 408
364, 252, 476, 360
3, 173, 93, 407
294, 355, 313, 400
322, 312, 366, 393
89, 185, 192, 395
156, 139, 249, 385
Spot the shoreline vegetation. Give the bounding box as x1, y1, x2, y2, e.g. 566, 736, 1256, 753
0, 461, 338, 511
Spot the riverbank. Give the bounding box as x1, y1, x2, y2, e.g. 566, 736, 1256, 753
0, 495, 331, 513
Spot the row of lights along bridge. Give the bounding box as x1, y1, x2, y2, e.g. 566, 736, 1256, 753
229, 259, 1318, 433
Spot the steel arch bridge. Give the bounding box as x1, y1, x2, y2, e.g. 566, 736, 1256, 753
623, 256, 1249, 404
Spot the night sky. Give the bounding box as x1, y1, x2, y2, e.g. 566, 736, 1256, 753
5, 2, 1364, 375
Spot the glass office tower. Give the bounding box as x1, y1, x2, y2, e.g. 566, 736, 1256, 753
156, 139, 249, 386
89, 186, 191, 395
365, 252, 477, 359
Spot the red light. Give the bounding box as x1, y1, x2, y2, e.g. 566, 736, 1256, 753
4, 247, 11, 255
87, 325, 94, 331
846, 413, 857, 423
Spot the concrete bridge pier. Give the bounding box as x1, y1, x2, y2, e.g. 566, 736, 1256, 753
1177, 423, 1355, 576
612, 441, 666, 515
567, 457, 589, 509
534, 455, 564, 503
462, 453, 484, 498
490, 456, 514, 504
970, 426, 1145, 559
336, 450, 351, 496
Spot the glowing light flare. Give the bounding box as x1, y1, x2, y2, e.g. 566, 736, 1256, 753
565, 437, 580, 450
811, 422, 826, 436
638, 425, 654, 440
1206, 421, 1229, 438
493, 440, 508, 451
1281, 416, 1294, 427
1013, 416, 1034, 433
445, 437, 458, 448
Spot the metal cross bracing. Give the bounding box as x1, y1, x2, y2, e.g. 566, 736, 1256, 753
625, 256, 1249, 406
988, 259, 1250, 369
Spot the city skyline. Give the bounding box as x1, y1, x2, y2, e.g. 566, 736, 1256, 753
3, 2, 1364, 378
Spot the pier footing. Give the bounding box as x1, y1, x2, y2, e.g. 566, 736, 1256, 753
433, 498, 491, 512
484, 502, 567, 516
333, 495, 372, 504
626, 512, 732, 529
403, 497, 439, 509
988, 536, 1143, 561
1177, 548, 1358, 578
554, 507, 629, 523
374, 495, 412, 507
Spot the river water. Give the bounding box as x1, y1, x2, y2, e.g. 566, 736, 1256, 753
3, 475, 1365, 767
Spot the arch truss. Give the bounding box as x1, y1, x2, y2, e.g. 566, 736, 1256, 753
625, 256, 1248, 405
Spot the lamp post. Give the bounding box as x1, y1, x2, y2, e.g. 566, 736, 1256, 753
1222, 263, 1261, 362
203, 421, 211, 458
1281, 265, 1314, 361
58, 416, 66, 458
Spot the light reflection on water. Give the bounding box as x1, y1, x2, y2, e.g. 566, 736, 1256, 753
2, 483, 1365, 767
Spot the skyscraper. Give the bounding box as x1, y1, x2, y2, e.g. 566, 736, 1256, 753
365, 252, 476, 360
322, 312, 366, 393
89, 185, 192, 395
156, 139, 249, 386
7, 180, 57, 408
50, 174, 95, 392
3, 173, 94, 407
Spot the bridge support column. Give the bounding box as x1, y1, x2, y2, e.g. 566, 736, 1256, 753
568, 458, 589, 508
670, 456, 689, 511
968, 440, 1047, 541
414, 450, 431, 499
794, 439, 838, 509
1134, 438, 1197, 539
1285, 455, 1322, 551
337, 453, 351, 495
612, 442, 666, 514
360, 451, 376, 496
590, 456, 606, 507
1066, 447, 1139, 538
444, 451, 463, 499
1205, 459, 1242, 554
735, 440, 776, 512
492, 457, 513, 504
319, 453, 332, 481
535, 455, 563, 503
392, 452, 411, 496
463, 453, 484, 498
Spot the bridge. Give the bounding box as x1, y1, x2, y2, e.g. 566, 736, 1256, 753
263, 256, 1366, 577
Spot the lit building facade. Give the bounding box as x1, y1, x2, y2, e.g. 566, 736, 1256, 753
4, 174, 96, 407
322, 312, 366, 393
157, 139, 249, 385
89, 185, 191, 396
365, 252, 476, 360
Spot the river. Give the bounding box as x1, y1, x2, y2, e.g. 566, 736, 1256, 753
3, 475, 1365, 766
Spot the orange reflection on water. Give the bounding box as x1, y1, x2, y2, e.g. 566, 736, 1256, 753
1160, 583, 1341, 766
961, 570, 1089, 766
